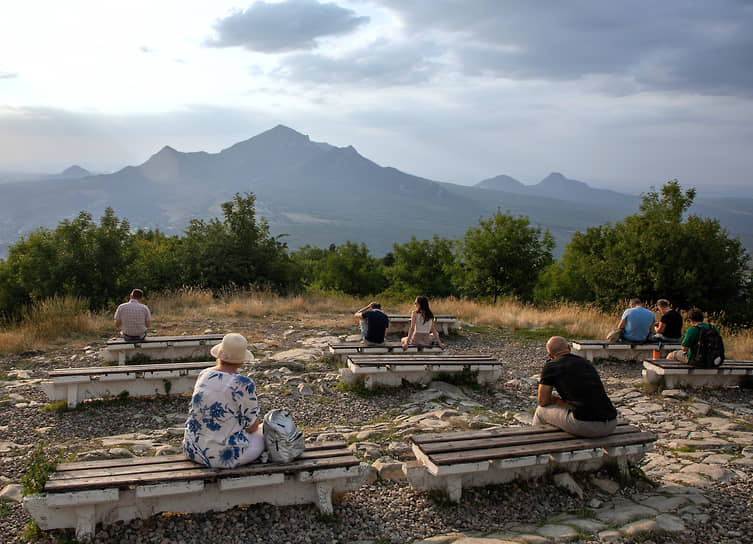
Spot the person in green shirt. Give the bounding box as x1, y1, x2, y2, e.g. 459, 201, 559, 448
667, 308, 718, 363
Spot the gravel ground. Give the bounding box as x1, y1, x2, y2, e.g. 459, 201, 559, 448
1, 321, 752, 543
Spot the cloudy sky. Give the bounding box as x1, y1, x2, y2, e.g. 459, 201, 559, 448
1, 0, 752, 194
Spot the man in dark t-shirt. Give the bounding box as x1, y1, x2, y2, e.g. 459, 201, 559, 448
354, 302, 389, 345
533, 336, 617, 437
651, 299, 682, 342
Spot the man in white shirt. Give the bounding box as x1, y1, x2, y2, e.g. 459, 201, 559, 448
114, 289, 151, 341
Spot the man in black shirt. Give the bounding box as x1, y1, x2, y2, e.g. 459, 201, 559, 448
533, 336, 617, 437
354, 302, 389, 345
651, 299, 682, 342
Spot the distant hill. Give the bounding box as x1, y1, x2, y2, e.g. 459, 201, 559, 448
0, 125, 750, 258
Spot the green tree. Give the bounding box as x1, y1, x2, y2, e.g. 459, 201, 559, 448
294, 241, 386, 295
178, 193, 295, 292
459, 210, 554, 302
541, 180, 750, 320
385, 235, 458, 299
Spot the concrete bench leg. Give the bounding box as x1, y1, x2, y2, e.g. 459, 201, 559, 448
315, 482, 334, 514
75, 505, 96, 542
67, 384, 79, 408
118, 352, 126, 365
446, 474, 462, 503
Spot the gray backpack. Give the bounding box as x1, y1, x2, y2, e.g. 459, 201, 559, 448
263, 409, 305, 463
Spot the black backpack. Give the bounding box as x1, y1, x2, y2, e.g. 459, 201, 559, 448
691, 324, 725, 368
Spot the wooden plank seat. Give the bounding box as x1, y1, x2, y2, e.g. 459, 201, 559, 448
328, 341, 443, 362
642, 358, 753, 388
339, 353, 502, 389
102, 334, 224, 365
571, 340, 682, 362
40, 362, 216, 408
23, 441, 369, 541
404, 423, 656, 502
385, 314, 460, 335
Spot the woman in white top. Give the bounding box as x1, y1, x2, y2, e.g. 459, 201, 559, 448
183, 333, 265, 468
401, 296, 447, 350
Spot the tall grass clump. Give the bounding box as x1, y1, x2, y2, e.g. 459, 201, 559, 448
147, 287, 215, 317
421, 297, 614, 340
21, 296, 101, 340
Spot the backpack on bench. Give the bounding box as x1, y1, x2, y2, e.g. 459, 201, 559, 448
263, 409, 305, 463
691, 325, 725, 368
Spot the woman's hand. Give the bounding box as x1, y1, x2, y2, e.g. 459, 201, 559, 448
245, 417, 260, 433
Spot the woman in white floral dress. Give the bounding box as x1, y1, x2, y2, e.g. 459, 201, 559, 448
183, 333, 265, 468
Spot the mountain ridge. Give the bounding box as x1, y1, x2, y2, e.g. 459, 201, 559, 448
0, 125, 749, 257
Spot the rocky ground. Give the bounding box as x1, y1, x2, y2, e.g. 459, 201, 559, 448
1, 319, 752, 543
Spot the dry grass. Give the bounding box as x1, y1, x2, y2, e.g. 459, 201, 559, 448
0, 296, 109, 353
1, 290, 750, 359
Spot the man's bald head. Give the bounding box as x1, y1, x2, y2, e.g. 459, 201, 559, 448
546, 336, 571, 358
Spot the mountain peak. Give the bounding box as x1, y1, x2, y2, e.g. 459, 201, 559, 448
538, 172, 588, 189
475, 174, 526, 192
59, 165, 90, 178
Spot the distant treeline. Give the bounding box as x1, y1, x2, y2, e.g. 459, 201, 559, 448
1, 181, 750, 324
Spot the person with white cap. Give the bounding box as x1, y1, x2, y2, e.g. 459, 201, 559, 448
183, 333, 264, 468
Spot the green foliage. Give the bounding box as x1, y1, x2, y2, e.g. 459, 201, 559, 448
384, 235, 458, 298
41, 400, 69, 412
539, 180, 751, 322
21, 442, 60, 496
0, 498, 13, 517
291, 241, 387, 295
0, 193, 298, 318
459, 210, 554, 302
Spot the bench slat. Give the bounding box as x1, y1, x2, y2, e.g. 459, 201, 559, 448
45, 452, 358, 493
426, 431, 656, 465
107, 334, 224, 346
53, 442, 348, 472
50, 448, 353, 482
412, 423, 637, 448
416, 424, 640, 455
48, 362, 216, 377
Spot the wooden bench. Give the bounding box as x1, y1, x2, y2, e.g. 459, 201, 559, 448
404, 423, 656, 502
386, 314, 460, 335
40, 362, 217, 408
103, 334, 224, 364
23, 441, 368, 541
642, 358, 753, 388
328, 341, 443, 362
339, 353, 502, 389
571, 340, 682, 362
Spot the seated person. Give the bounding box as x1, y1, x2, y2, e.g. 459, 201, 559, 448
607, 298, 655, 343
667, 308, 723, 366
651, 298, 683, 342
354, 301, 389, 345
114, 288, 151, 341
533, 336, 617, 437
183, 333, 264, 468
401, 296, 446, 350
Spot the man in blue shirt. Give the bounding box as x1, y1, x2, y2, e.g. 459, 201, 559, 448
615, 298, 655, 342
354, 302, 389, 345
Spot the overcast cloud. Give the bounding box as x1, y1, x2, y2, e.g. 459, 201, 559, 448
0, 0, 751, 196
206, 0, 370, 52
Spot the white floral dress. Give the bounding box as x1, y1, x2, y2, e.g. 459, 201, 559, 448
182, 368, 259, 468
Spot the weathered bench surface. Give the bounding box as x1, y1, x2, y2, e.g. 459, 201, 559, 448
103, 334, 224, 364
642, 358, 753, 388
385, 314, 460, 334
24, 441, 367, 540
106, 334, 224, 346
328, 341, 442, 361
405, 423, 656, 502
571, 340, 681, 361
41, 362, 216, 407
339, 353, 502, 389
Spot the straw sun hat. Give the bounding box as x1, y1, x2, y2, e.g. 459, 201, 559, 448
210, 333, 255, 364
